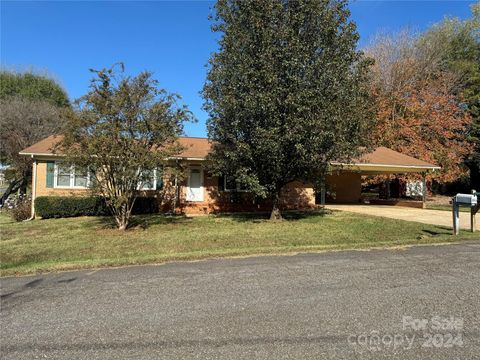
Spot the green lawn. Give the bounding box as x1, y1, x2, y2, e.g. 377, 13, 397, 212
1, 210, 477, 276
426, 204, 470, 212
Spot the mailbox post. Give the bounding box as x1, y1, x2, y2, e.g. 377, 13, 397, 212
472, 190, 479, 233
452, 198, 459, 235
452, 191, 478, 235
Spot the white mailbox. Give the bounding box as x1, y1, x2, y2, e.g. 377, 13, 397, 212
454, 194, 477, 206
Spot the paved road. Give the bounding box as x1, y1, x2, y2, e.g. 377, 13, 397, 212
327, 204, 479, 231
1, 242, 480, 359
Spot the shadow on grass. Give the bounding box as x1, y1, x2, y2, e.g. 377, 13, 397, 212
213, 209, 331, 223
92, 214, 193, 230
421, 226, 453, 237
90, 209, 331, 229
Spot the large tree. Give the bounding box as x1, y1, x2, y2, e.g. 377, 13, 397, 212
58, 65, 193, 230
418, 4, 480, 188
0, 71, 69, 204
203, 0, 373, 219
366, 30, 473, 183
0, 71, 70, 107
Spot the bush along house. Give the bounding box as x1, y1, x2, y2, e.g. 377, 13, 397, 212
20, 135, 440, 217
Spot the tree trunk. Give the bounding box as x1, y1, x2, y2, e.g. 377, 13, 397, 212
0, 177, 26, 206
120, 209, 129, 231
270, 192, 282, 221
114, 204, 129, 231
116, 213, 129, 231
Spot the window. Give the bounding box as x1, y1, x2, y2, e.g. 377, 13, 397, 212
56, 165, 71, 187
223, 175, 248, 192
54, 163, 90, 188
139, 169, 155, 190
138, 168, 163, 190
74, 170, 88, 187
225, 176, 237, 191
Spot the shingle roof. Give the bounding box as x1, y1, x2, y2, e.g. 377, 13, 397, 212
356, 147, 438, 168
19, 135, 63, 156
19, 135, 213, 159
177, 137, 212, 159
20, 135, 439, 170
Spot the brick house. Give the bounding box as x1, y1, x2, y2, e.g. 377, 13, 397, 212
20, 135, 440, 215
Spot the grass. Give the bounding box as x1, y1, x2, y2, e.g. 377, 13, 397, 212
1, 210, 478, 276
426, 204, 470, 212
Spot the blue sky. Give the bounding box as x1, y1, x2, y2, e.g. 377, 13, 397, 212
1, 0, 476, 137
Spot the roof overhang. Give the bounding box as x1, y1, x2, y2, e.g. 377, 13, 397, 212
19, 136, 441, 173
331, 162, 441, 174
18, 152, 62, 157
167, 156, 207, 161
19, 152, 208, 162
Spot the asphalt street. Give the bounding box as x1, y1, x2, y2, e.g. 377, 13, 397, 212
1, 241, 480, 359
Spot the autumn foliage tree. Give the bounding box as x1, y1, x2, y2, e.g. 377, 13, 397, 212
366, 31, 472, 183
419, 4, 480, 188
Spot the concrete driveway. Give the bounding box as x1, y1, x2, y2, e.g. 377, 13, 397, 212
327, 204, 479, 231
1, 242, 480, 359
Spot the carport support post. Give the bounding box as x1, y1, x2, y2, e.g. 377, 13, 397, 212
422, 173, 427, 208
452, 199, 459, 236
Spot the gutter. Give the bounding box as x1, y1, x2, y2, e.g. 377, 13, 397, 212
18, 152, 62, 157
330, 162, 441, 171
21, 153, 209, 162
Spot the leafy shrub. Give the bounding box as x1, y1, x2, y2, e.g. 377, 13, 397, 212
35, 196, 159, 219
9, 201, 32, 222
432, 176, 471, 196
35, 196, 108, 218
132, 197, 159, 214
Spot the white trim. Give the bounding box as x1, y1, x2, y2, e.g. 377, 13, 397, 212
53, 162, 90, 189
330, 162, 440, 171
21, 153, 438, 170
167, 156, 206, 161
21, 152, 207, 161
138, 169, 158, 190
186, 166, 204, 202
19, 152, 62, 157
22, 153, 440, 171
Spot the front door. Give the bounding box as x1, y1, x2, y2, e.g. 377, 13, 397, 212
187, 167, 204, 202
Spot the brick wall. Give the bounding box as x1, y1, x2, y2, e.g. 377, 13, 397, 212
326, 171, 362, 203
33, 161, 316, 214
35, 160, 90, 197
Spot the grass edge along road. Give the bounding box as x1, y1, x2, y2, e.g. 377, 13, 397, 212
1, 210, 478, 276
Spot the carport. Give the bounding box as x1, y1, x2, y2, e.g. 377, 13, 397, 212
321, 147, 441, 208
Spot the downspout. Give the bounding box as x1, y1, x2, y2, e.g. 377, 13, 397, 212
24, 156, 37, 221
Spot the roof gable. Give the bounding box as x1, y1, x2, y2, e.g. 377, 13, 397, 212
357, 147, 438, 168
